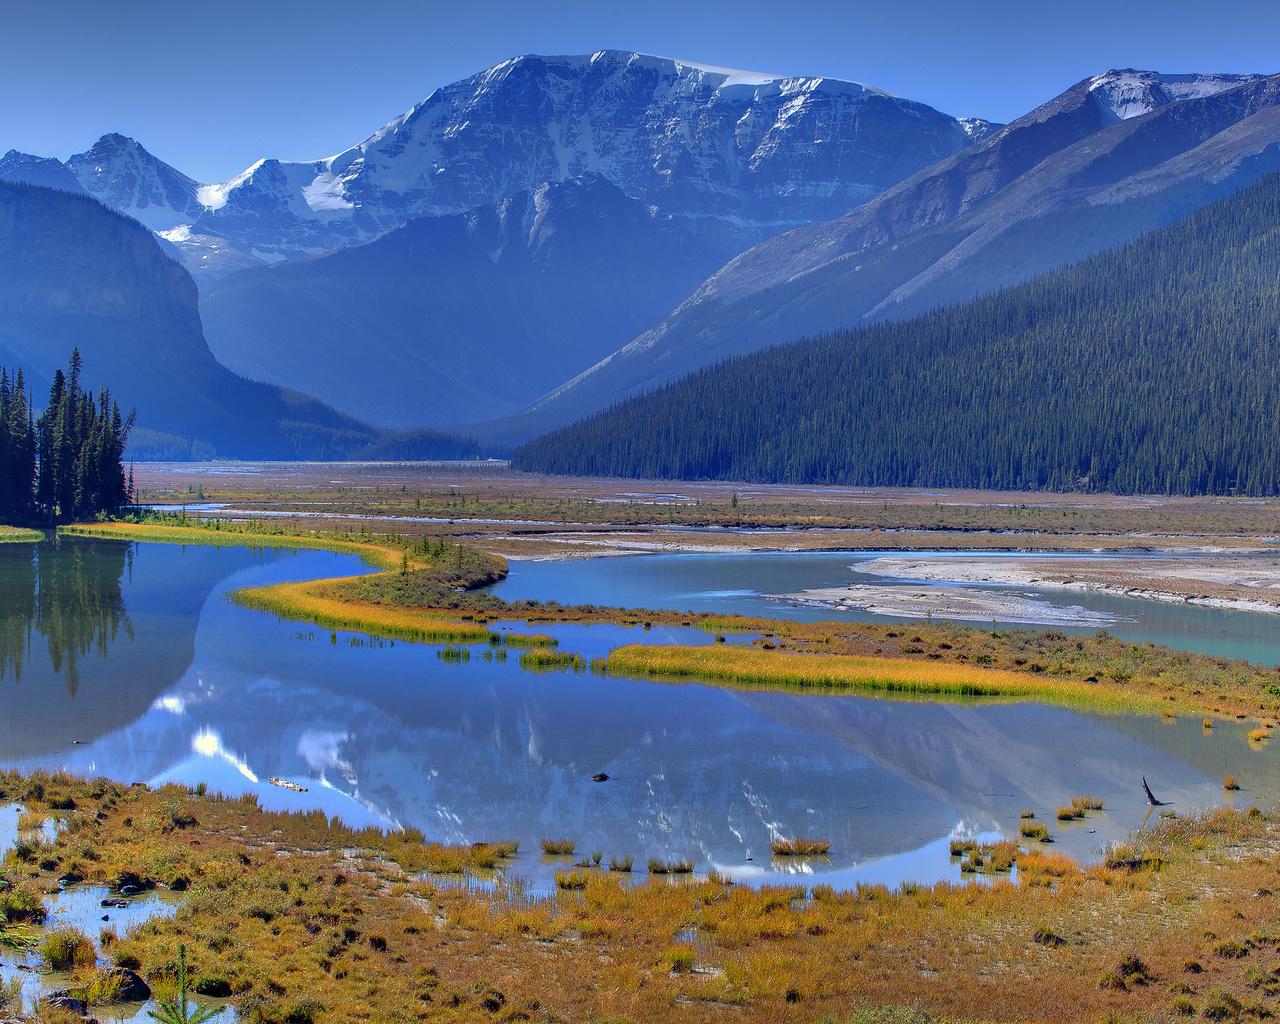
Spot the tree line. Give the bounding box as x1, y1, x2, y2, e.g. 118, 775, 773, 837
513, 170, 1280, 496
0, 349, 134, 523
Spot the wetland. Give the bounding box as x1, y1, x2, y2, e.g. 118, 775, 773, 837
5, 466, 1280, 1021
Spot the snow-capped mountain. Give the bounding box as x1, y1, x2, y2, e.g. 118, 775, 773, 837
504, 70, 1280, 440
8, 51, 996, 274
1086, 69, 1263, 122
66, 132, 205, 231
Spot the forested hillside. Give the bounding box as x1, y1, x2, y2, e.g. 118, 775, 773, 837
513, 171, 1280, 495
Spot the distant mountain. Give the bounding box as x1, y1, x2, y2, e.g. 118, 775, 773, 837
512, 169, 1280, 496
0, 150, 87, 194
15, 51, 991, 282
199, 173, 732, 428
512, 70, 1280, 437
0, 180, 386, 459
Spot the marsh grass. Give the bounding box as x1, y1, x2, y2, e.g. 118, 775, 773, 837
519, 650, 585, 672
601, 644, 1172, 714
1224, 775, 1242, 791
1019, 822, 1050, 841
771, 838, 832, 856
502, 633, 559, 648
647, 859, 694, 874
608, 855, 633, 872
10, 769, 1280, 1024
541, 839, 575, 856
40, 925, 95, 971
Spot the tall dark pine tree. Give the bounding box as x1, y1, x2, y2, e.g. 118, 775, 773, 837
35, 350, 135, 523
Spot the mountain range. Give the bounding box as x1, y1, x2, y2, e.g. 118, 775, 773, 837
510, 69, 1280, 439
3, 54, 1279, 471
512, 167, 1280, 495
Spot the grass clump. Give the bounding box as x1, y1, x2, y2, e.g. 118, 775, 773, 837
1224, 775, 1241, 791
40, 925, 96, 971
647, 858, 694, 875
664, 946, 695, 973
555, 870, 588, 890
608, 855, 633, 872
540, 839, 575, 856
519, 650, 585, 671
771, 837, 832, 856
1019, 822, 1050, 842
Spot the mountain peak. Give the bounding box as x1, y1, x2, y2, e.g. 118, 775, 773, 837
1087, 69, 1265, 122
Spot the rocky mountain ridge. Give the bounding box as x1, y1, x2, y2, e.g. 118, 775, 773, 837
1, 51, 994, 279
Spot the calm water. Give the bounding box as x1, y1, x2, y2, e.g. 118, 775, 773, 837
0, 538, 1278, 895
495, 550, 1280, 666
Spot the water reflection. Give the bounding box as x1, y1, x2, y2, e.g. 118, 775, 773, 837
0, 538, 1277, 892
0, 538, 136, 695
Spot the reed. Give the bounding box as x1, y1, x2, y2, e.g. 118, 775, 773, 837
647, 858, 694, 874
519, 650, 585, 671
502, 633, 559, 648
40, 925, 95, 971
555, 870, 588, 890
770, 837, 832, 856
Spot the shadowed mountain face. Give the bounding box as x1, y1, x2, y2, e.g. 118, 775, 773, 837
199, 174, 733, 428
506, 71, 1280, 440
0, 181, 380, 458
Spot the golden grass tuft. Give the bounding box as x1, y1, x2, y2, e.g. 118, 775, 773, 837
1223, 775, 1241, 791
770, 837, 832, 856
541, 838, 575, 856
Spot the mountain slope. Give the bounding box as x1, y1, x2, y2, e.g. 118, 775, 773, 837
0, 181, 381, 459
512, 170, 1280, 495
42, 51, 991, 277
514, 70, 1279, 435
199, 174, 731, 428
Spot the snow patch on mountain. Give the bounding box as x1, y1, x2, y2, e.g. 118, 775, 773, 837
1088, 70, 1264, 122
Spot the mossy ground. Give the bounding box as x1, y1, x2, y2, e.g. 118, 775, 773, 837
5, 771, 1280, 1023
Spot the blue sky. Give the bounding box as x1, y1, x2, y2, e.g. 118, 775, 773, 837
3, 0, 1278, 183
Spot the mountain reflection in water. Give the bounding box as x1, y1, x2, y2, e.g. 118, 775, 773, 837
1, 537, 1277, 890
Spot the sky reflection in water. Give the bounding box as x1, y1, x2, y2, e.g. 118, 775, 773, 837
0, 539, 1277, 892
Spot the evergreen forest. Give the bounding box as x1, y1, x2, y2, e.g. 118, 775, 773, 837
0, 350, 133, 523
513, 171, 1280, 495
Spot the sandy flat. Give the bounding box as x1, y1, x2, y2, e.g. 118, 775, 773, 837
855, 555, 1280, 614
772, 583, 1120, 626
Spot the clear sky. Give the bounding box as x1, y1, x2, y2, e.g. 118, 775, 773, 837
3, 0, 1278, 184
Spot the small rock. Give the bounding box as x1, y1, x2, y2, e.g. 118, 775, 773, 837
590, 773, 610, 783
57, 871, 82, 886
119, 884, 140, 896
101, 914, 109, 921
41, 993, 87, 1016
100, 898, 128, 908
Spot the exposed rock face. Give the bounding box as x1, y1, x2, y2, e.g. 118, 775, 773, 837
510, 71, 1280, 439
200, 173, 732, 427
